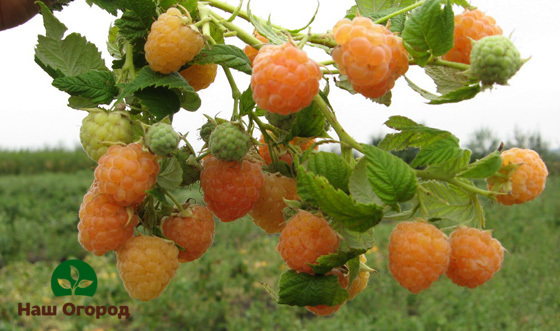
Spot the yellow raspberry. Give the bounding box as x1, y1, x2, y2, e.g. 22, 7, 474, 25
144, 8, 204, 74
179, 63, 218, 91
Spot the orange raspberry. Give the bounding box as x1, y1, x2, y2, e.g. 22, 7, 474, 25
332, 17, 408, 99
388, 221, 451, 293
162, 205, 215, 262
305, 268, 349, 316
446, 227, 504, 288
250, 173, 299, 233
78, 182, 139, 256
116, 236, 179, 301
442, 9, 502, 64
487, 148, 548, 205
277, 211, 340, 274
258, 134, 316, 165
179, 63, 218, 91
200, 155, 264, 222
243, 31, 268, 66
144, 7, 204, 74
94, 143, 160, 206
251, 42, 322, 115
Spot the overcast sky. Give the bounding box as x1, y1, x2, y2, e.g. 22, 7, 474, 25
1, 0, 559, 151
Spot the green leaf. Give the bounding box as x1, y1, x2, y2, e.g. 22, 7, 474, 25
37, 1, 67, 40
427, 149, 471, 176
239, 88, 256, 116
379, 116, 453, 151
366, 7, 407, 33
290, 99, 327, 138
331, 222, 375, 251
307, 152, 352, 193
411, 136, 463, 168
428, 84, 481, 104
247, 0, 288, 45
362, 144, 417, 205
86, 0, 120, 15
136, 87, 181, 120
297, 167, 383, 232
157, 157, 183, 191
146, 187, 173, 207
52, 70, 118, 105
457, 151, 502, 179
68, 96, 99, 109
278, 270, 349, 306
417, 180, 475, 222
120, 66, 197, 96
346, 256, 361, 288
193, 45, 252, 75
348, 158, 380, 205
114, 0, 157, 44
70, 265, 79, 282
310, 249, 367, 275
35, 33, 108, 78
402, 0, 454, 65
424, 65, 470, 95
355, 0, 416, 15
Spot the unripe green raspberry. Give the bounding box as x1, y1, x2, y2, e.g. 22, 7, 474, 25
470, 35, 522, 86
200, 121, 217, 144
264, 111, 297, 132
209, 122, 251, 161
80, 110, 134, 161
145, 123, 180, 156
174, 145, 202, 186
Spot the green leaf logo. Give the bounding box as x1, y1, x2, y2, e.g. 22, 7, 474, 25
51, 259, 97, 298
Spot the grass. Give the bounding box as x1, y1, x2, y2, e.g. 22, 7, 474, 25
0, 172, 559, 330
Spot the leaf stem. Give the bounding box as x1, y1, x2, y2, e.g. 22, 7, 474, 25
207, 0, 251, 22
209, 10, 263, 47
415, 170, 496, 198
428, 58, 470, 71
222, 66, 242, 120
162, 187, 184, 212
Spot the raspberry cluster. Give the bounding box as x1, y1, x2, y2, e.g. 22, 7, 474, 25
332, 17, 409, 99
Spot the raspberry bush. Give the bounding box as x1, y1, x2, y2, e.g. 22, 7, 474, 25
32, 0, 545, 315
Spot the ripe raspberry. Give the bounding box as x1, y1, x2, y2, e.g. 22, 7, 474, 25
487, 148, 548, 205
94, 144, 160, 206
145, 122, 180, 156
446, 227, 504, 289
250, 173, 299, 233
305, 268, 348, 316
144, 7, 204, 74
78, 182, 139, 256
116, 236, 179, 301
251, 42, 322, 115
259, 134, 316, 165
348, 254, 370, 300
209, 122, 251, 162
470, 35, 522, 86
244, 31, 268, 66
174, 145, 202, 186
388, 221, 451, 293
277, 211, 340, 274
200, 155, 264, 222
162, 205, 215, 262
80, 110, 133, 161
332, 17, 409, 99
179, 63, 218, 91
442, 9, 502, 64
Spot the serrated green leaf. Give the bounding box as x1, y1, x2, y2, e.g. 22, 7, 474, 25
114, 0, 157, 44
331, 222, 375, 251
35, 33, 108, 77
411, 136, 462, 168
307, 152, 352, 193
402, 0, 454, 65
427, 149, 471, 176
346, 256, 361, 288
356, 0, 416, 15
120, 66, 197, 95
193, 45, 252, 74
349, 158, 379, 205
240, 88, 256, 116
278, 270, 349, 306
425, 65, 470, 95
37, 1, 67, 40
136, 87, 181, 120
405, 76, 439, 100
367, 7, 407, 33
157, 157, 183, 191
67, 96, 99, 109
290, 100, 327, 139
362, 144, 417, 205
428, 84, 481, 104
247, 0, 287, 45
310, 249, 367, 274
418, 180, 475, 222
457, 151, 502, 179
384, 115, 419, 130
86, 0, 120, 15
297, 167, 383, 232
52, 70, 118, 105
379, 116, 452, 151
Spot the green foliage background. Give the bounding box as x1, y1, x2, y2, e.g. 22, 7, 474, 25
0, 150, 559, 330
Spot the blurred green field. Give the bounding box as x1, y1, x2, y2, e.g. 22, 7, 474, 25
1, 169, 559, 330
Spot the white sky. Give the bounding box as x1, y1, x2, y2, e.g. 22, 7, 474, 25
1, 0, 559, 151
